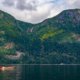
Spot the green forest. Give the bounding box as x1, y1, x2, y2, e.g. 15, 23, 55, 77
0, 9, 80, 64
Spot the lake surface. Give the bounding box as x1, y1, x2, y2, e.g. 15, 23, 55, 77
0, 65, 80, 80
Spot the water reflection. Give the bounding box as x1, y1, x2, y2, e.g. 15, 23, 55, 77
0, 65, 21, 80
0, 65, 80, 80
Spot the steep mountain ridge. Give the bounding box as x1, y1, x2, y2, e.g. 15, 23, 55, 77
0, 9, 80, 64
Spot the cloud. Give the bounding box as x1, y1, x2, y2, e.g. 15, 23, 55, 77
0, 0, 80, 24
2, 0, 54, 11
16, 0, 37, 11
63, 0, 80, 8
3, 0, 14, 6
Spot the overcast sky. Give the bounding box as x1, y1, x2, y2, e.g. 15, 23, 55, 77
0, 0, 80, 24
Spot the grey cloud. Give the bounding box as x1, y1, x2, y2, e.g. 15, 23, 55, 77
3, 0, 14, 6
74, 1, 80, 8
16, 0, 37, 11
3, 0, 37, 11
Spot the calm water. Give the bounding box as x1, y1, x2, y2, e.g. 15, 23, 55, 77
0, 65, 80, 80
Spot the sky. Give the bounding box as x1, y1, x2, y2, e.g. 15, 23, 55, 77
0, 0, 80, 24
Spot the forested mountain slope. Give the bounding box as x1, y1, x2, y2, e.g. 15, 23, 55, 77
0, 9, 80, 64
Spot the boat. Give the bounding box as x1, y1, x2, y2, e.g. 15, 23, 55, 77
0, 66, 15, 71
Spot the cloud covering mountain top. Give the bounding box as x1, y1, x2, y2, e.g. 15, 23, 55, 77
0, 0, 80, 23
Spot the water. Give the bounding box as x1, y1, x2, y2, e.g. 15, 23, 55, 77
0, 65, 80, 80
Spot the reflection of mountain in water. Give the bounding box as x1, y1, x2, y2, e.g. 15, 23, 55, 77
0, 65, 22, 80
21, 65, 80, 80
0, 65, 80, 80
16, 65, 22, 80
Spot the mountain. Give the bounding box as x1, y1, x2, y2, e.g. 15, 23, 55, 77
0, 9, 80, 64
